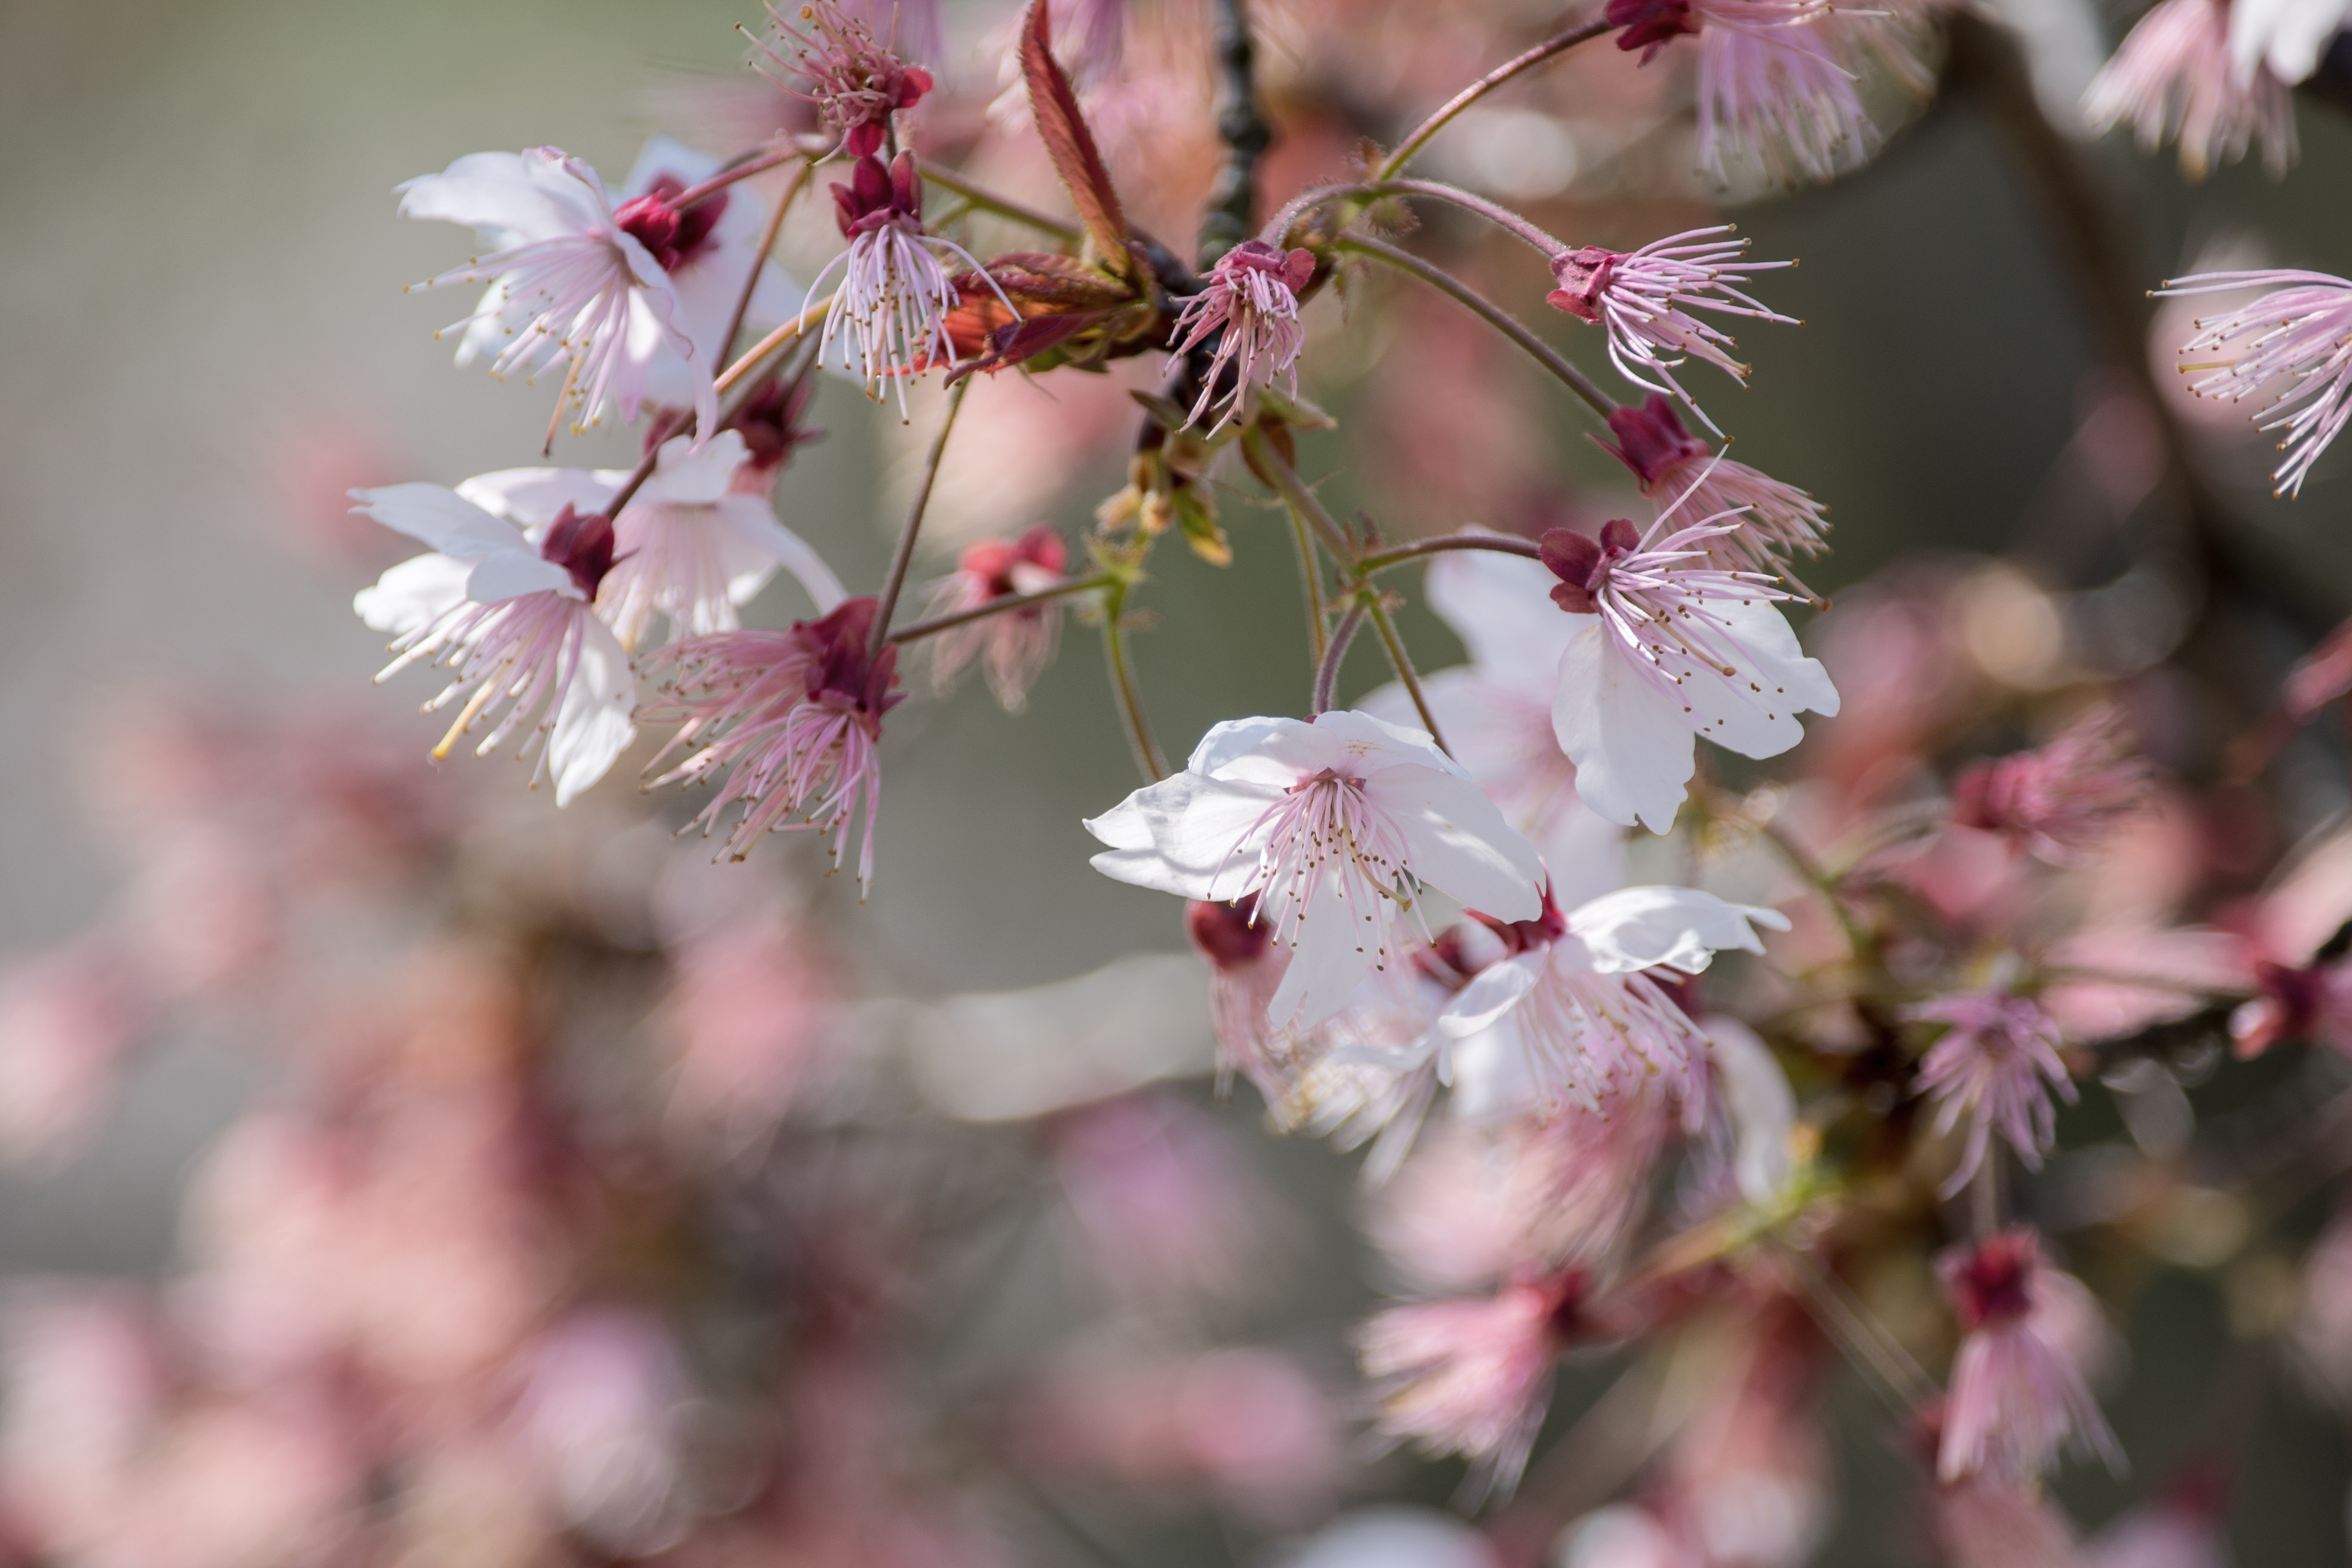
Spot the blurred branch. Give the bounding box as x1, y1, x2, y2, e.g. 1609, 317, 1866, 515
1199, 0, 1270, 264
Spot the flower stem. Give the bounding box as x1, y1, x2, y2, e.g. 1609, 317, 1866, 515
1313, 603, 1368, 715
869, 378, 970, 660
914, 159, 1083, 244
1364, 595, 1450, 755
1286, 503, 1330, 668
1354, 531, 1542, 575
1374, 13, 1613, 179
886, 573, 1116, 644
669, 142, 800, 212
1238, 427, 1355, 558
718, 157, 814, 362
718, 292, 837, 396
1267, 178, 1563, 259
1100, 579, 1167, 782
1199, 0, 1271, 264
1971, 1153, 2004, 1241
1338, 234, 1616, 421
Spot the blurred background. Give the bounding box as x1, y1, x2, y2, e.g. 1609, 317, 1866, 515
6, 0, 2352, 1563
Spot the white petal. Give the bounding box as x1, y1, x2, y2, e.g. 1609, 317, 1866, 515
1184, 715, 1300, 777
1361, 764, 1543, 921
547, 612, 639, 806
1551, 619, 1699, 834
355, 552, 471, 636
457, 467, 618, 531
714, 497, 846, 612
1708, 1016, 1796, 1205
640, 433, 746, 506
1084, 772, 1284, 899
1671, 596, 1839, 761
397, 151, 578, 246
1426, 547, 1577, 689
1566, 885, 1788, 975
1266, 880, 1382, 1028
351, 483, 536, 562
1435, 953, 1544, 1037
466, 555, 577, 605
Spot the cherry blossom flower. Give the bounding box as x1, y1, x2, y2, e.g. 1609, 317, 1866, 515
1597, 394, 1830, 586
353, 483, 638, 806
1950, 706, 2152, 865
1545, 227, 1794, 434
618, 137, 810, 402
1937, 1230, 2123, 1484
810, 152, 1004, 415
2230, 952, 2352, 1056
2230, 0, 2352, 85
2158, 268, 2352, 496
749, 0, 936, 157
1171, 241, 1316, 431
1909, 990, 2076, 1196
1050, 1092, 1275, 1307
642, 596, 905, 884
1541, 510, 1842, 835
1610, 0, 1883, 186
1356, 1267, 1590, 1499
509, 1309, 690, 1554
922, 526, 1070, 711
455, 430, 844, 651
1436, 885, 1787, 1123
399, 148, 716, 441
1085, 710, 1546, 1030
1185, 895, 1296, 1101
2085, 0, 2296, 181
1362, 550, 1625, 902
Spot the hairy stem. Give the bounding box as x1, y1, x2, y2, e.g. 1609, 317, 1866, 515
1355, 531, 1543, 574
1339, 234, 1616, 421
915, 159, 1084, 244
1199, 0, 1272, 264
669, 142, 800, 212
869, 378, 970, 659
1267, 177, 1564, 258
718, 157, 814, 363
1287, 503, 1330, 667
1101, 580, 1168, 782
1313, 603, 1369, 715
1239, 427, 1355, 557
886, 573, 1116, 644
1364, 595, 1450, 755
1376, 14, 1613, 179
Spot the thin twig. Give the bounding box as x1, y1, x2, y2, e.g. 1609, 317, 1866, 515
1286, 503, 1330, 667
717, 158, 813, 364
1199, 0, 1272, 263
885, 573, 1115, 644
1355, 531, 1543, 574
1314, 603, 1369, 715
914, 158, 1084, 243
1338, 233, 1616, 421
718, 293, 837, 396
1376, 14, 1613, 179
1364, 595, 1450, 755
669, 142, 799, 211
1239, 428, 1355, 556
869, 379, 970, 658
1101, 580, 1168, 782
1771, 1241, 1940, 1413
1266, 177, 1563, 258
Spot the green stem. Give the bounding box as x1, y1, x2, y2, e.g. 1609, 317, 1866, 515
1355, 531, 1543, 574
914, 160, 1083, 244
1101, 580, 1166, 782
1364, 595, 1450, 754
1287, 504, 1330, 667
1338, 233, 1617, 421
1313, 603, 1370, 715
1239, 428, 1355, 556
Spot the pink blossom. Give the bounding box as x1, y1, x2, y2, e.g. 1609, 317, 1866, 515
1050, 1092, 1275, 1307
0, 944, 148, 1164
509, 1308, 690, 1554
661, 915, 838, 1143
1546, 227, 1794, 434
1936, 1230, 2123, 1484
2085, 0, 2297, 180
2229, 953, 2352, 1056
1619, 1, 1879, 188
750, 0, 936, 157
922, 525, 1070, 712
1171, 241, 1316, 431
1950, 705, 2152, 865
2157, 268, 2352, 496
399, 147, 716, 440
1909, 991, 2077, 1196
1356, 1269, 1588, 1499
1597, 394, 1829, 586
644, 597, 905, 886
1184, 895, 1293, 1102
1930, 1475, 2079, 1568
810, 152, 1004, 415
353, 484, 638, 806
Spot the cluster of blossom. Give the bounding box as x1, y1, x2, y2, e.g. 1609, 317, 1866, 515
15, 0, 2352, 1562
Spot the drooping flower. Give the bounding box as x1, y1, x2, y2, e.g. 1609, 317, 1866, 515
749, 0, 936, 157
922, 525, 1070, 711
1610, 0, 1881, 187
398, 148, 717, 441
1437, 885, 1787, 1123
1541, 510, 1842, 835
1597, 394, 1830, 587
1170, 241, 1316, 431
1085, 710, 1547, 1029
619, 137, 810, 401
1909, 990, 2077, 1196
457, 430, 845, 651
808, 152, 1004, 415
2230, 952, 2352, 1057
1950, 705, 2152, 865
1356, 1267, 1591, 1500
1185, 895, 1293, 1101
2084, 0, 2297, 181
642, 597, 904, 885
352, 484, 638, 806
1545, 226, 1794, 434
2158, 268, 2352, 496
1937, 1230, 2124, 1484
2230, 0, 2352, 86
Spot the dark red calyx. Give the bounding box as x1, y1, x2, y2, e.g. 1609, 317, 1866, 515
791, 596, 906, 727
1470, 886, 1567, 956
615, 174, 728, 272
839, 65, 935, 157
1947, 1230, 2038, 1331
1596, 393, 1710, 486
1214, 238, 1316, 295
1546, 247, 1621, 321
1540, 521, 1639, 614
540, 505, 617, 598
1535, 1266, 1592, 1340
1606, 0, 1698, 62
725, 374, 825, 473
2254, 958, 2326, 1040
1186, 895, 1270, 970
960, 526, 1069, 596
831, 151, 922, 239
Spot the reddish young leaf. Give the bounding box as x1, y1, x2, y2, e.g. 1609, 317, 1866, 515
1021, 0, 1137, 286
